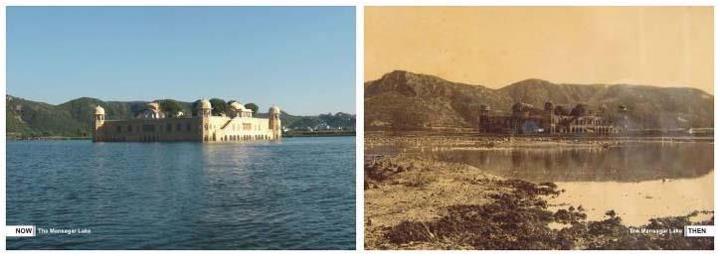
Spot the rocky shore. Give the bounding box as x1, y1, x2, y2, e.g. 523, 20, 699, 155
364, 154, 714, 250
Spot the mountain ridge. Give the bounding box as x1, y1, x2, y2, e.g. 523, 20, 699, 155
365, 70, 713, 131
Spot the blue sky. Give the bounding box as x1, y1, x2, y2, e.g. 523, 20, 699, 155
7, 7, 356, 115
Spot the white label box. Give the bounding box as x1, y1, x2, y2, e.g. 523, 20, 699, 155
685, 225, 715, 237
6, 225, 36, 237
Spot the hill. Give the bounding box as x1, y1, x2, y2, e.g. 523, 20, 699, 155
365, 70, 713, 131
6, 95, 355, 137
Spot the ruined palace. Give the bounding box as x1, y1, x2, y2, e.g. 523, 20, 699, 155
92, 99, 282, 142
479, 102, 621, 135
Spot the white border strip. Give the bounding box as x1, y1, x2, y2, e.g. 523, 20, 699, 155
0, 0, 717, 6
355, 4, 365, 252
2, 1, 719, 256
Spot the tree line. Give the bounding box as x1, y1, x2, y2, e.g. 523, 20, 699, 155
188, 98, 259, 117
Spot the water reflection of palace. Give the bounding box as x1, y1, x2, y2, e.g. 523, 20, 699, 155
479, 102, 622, 135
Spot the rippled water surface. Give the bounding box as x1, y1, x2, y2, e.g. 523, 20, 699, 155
7, 137, 355, 249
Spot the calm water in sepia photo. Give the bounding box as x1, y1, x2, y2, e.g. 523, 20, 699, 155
367, 139, 713, 226
6, 137, 355, 249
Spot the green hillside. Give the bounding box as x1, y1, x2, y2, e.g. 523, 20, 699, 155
6, 95, 355, 138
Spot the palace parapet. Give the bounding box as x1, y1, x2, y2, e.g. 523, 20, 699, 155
478, 102, 622, 135
92, 99, 282, 142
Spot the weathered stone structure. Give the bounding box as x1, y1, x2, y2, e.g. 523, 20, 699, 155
92, 99, 281, 142
479, 102, 620, 135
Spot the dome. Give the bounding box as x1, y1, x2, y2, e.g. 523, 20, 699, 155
544, 102, 554, 111
147, 102, 160, 110
198, 99, 212, 109
229, 101, 246, 110
95, 105, 105, 115
269, 106, 281, 113
512, 102, 533, 112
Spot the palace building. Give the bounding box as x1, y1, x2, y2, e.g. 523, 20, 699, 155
92, 99, 282, 142
479, 102, 621, 135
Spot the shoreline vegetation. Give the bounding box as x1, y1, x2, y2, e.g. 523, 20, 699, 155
7, 131, 356, 141
283, 130, 356, 137
6, 135, 92, 141
365, 134, 714, 250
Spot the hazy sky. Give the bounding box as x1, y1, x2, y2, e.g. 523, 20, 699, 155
366, 7, 713, 94
8, 7, 356, 115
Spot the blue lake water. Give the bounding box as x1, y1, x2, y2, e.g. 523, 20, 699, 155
6, 137, 355, 249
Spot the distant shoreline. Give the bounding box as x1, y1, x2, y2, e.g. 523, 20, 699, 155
7, 136, 91, 141
365, 130, 713, 141
7, 133, 356, 141
283, 131, 356, 137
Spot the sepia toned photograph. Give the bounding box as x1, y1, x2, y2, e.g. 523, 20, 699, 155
6, 6, 356, 249
364, 6, 714, 250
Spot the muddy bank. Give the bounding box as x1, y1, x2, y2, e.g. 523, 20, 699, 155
364, 155, 714, 250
